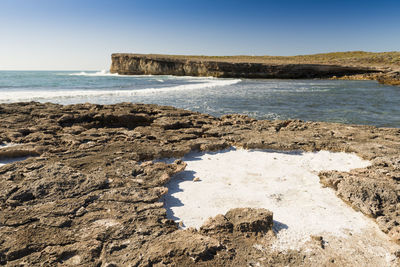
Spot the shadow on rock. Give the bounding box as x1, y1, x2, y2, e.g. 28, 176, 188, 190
272, 220, 289, 233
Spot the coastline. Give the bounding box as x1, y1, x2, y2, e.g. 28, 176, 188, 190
0, 102, 399, 265
331, 71, 400, 86
110, 52, 400, 86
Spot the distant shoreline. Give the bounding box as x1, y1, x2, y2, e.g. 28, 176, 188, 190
110, 51, 400, 86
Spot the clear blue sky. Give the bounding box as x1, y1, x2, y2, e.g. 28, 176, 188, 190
1, 0, 399, 70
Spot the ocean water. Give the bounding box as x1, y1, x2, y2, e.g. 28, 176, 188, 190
0, 70, 399, 127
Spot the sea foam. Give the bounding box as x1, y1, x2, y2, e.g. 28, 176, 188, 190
0, 78, 241, 102
69, 70, 120, 77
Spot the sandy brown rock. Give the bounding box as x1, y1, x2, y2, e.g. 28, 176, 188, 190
200, 214, 233, 235
225, 208, 273, 234
0, 102, 399, 266
334, 70, 400, 86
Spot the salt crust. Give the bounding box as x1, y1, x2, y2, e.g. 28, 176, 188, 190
162, 148, 388, 251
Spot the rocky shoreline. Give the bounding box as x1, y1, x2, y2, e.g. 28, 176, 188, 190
0, 102, 399, 266
331, 70, 400, 86
110, 53, 400, 86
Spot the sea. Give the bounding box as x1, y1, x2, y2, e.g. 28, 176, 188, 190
0, 70, 399, 128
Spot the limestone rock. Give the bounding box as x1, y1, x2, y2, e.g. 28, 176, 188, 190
0, 102, 399, 266
200, 214, 233, 234
142, 231, 223, 264
225, 208, 273, 233
110, 54, 377, 79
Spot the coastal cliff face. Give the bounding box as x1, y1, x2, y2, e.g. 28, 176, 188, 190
110, 54, 378, 79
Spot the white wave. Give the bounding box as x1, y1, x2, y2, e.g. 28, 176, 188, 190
69, 70, 120, 77
0, 79, 241, 103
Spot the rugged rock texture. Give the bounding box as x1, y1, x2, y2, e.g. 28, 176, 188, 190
333, 70, 400, 86
377, 71, 400, 86
110, 53, 379, 79
0, 102, 399, 266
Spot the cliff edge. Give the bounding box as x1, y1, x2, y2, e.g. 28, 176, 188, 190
110, 53, 378, 79
110, 52, 400, 85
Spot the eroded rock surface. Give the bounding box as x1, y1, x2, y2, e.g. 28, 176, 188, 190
0, 102, 399, 266
110, 53, 400, 86
110, 53, 376, 79
334, 70, 400, 86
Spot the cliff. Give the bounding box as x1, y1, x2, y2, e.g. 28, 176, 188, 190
110, 53, 379, 79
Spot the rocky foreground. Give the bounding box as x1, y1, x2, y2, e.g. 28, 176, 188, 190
0, 102, 399, 266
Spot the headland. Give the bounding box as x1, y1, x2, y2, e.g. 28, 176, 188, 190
110, 51, 400, 86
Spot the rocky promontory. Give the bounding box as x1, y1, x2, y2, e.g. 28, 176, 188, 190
0, 102, 399, 266
110, 52, 400, 85
110, 53, 377, 79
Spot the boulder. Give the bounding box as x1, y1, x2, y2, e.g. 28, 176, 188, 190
225, 208, 273, 233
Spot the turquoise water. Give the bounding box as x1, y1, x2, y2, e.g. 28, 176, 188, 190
0, 71, 399, 127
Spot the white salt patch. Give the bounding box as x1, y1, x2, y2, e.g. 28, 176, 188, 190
163, 148, 377, 250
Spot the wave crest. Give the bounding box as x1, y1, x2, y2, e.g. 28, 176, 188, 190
0, 78, 241, 102
69, 70, 119, 77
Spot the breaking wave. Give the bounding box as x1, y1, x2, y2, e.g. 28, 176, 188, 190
69, 70, 120, 77
0, 78, 241, 102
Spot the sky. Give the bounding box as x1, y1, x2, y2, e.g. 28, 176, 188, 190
0, 0, 399, 70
